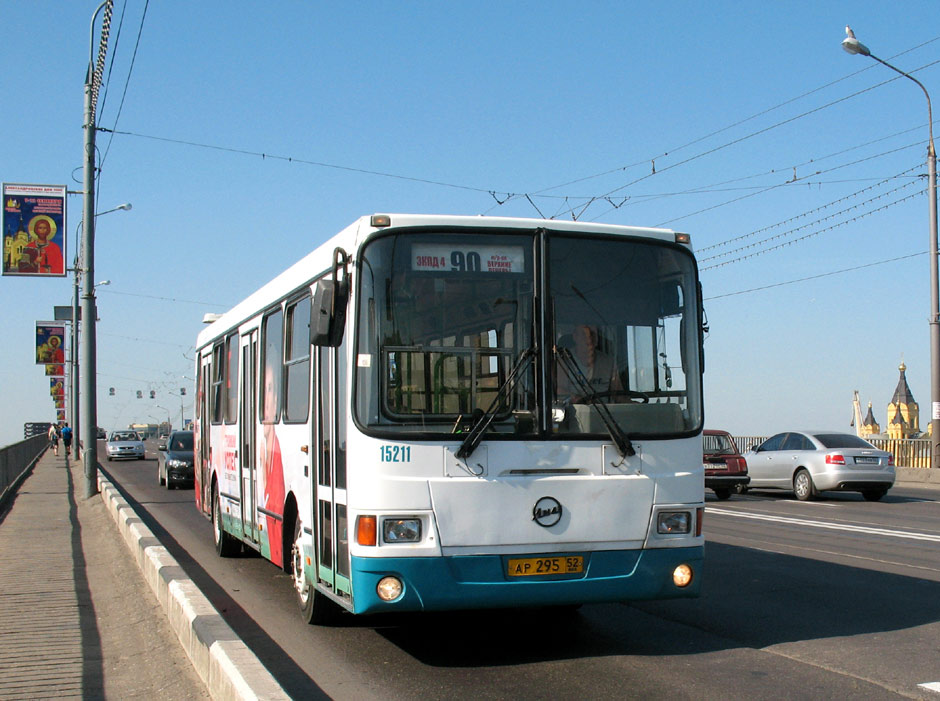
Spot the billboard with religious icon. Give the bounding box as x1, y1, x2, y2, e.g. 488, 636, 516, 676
45, 363, 64, 377
36, 323, 66, 365
3, 183, 67, 277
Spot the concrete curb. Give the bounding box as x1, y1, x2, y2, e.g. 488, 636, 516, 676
897, 466, 940, 485
97, 470, 290, 701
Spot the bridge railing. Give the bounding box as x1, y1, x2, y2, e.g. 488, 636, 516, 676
731, 435, 932, 469
0, 435, 48, 507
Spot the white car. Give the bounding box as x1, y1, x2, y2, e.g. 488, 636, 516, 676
744, 431, 894, 501
106, 431, 146, 461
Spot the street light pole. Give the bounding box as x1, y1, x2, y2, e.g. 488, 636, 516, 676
80, 0, 112, 498
843, 27, 940, 469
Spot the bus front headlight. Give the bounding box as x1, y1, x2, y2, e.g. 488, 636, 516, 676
383, 518, 421, 543
657, 511, 691, 534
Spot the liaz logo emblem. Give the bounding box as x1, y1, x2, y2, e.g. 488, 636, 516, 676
532, 497, 563, 527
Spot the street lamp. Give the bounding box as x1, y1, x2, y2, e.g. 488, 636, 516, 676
96, 203, 132, 216
842, 26, 939, 469
155, 405, 170, 433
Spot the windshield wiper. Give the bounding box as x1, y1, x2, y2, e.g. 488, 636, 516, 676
555, 347, 635, 458
456, 347, 535, 460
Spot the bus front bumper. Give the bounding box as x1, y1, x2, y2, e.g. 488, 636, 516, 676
348, 546, 703, 615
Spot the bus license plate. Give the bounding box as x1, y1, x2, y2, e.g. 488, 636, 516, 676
507, 555, 584, 577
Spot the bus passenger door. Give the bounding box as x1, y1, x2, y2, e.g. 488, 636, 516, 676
315, 345, 348, 596
240, 330, 260, 545
197, 354, 212, 512
316, 347, 335, 593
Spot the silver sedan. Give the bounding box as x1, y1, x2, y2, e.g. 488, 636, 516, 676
106, 431, 146, 461
744, 430, 894, 501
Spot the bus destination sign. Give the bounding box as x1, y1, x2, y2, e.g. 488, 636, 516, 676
411, 244, 524, 274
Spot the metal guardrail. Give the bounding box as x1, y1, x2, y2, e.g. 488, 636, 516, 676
732, 435, 933, 469
0, 435, 48, 507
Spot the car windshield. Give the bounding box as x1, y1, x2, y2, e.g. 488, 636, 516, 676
704, 433, 737, 455
813, 433, 877, 449
171, 433, 194, 451
111, 432, 137, 441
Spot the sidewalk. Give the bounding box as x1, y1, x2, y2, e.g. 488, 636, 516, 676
0, 447, 208, 700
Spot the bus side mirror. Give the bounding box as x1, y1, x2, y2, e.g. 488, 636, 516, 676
311, 247, 349, 347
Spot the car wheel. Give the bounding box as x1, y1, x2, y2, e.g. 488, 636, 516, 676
713, 488, 732, 500
107, 456, 112, 461
862, 489, 887, 502
794, 468, 815, 501
292, 516, 337, 625
213, 485, 239, 557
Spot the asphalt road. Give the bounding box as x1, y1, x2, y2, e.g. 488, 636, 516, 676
102, 442, 940, 700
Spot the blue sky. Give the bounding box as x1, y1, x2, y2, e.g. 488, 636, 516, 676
2, 1, 938, 447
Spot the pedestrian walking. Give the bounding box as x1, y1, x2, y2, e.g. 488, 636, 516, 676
48, 423, 60, 457
61, 422, 73, 453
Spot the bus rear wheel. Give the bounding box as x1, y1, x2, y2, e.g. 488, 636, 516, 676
292, 518, 337, 625
213, 485, 239, 557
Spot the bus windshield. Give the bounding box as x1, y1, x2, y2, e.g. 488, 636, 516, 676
549, 234, 701, 437
355, 229, 701, 438
356, 231, 537, 435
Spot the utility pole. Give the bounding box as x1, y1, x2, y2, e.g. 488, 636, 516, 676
843, 27, 940, 468
80, 0, 112, 498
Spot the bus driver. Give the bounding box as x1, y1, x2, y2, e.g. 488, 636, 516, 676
557, 324, 623, 401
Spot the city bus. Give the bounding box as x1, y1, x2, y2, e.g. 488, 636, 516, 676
194, 213, 705, 623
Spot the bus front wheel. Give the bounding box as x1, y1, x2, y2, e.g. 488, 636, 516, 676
292, 518, 337, 625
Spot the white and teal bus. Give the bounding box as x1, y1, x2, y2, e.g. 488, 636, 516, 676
194, 213, 705, 623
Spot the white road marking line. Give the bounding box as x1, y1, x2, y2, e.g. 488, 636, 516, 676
706, 508, 940, 542
918, 682, 940, 694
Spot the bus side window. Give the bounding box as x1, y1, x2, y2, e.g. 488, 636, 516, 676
261, 308, 283, 423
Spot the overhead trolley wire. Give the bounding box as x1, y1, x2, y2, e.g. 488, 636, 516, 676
100, 0, 150, 172
100, 128, 502, 195
98, 38, 940, 224
700, 188, 924, 271
704, 251, 925, 300
698, 164, 923, 254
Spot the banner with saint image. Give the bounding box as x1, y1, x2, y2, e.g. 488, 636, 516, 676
3, 183, 67, 277
36, 323, 66, 365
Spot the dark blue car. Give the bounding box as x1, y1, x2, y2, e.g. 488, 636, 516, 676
157, 430, 194, 489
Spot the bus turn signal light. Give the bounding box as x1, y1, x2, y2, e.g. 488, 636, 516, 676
357, 515, 377, 546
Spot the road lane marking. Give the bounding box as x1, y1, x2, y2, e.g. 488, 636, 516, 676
706, 508, 940, 542
714, 533, 940, 575
919, 682, 940, 694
